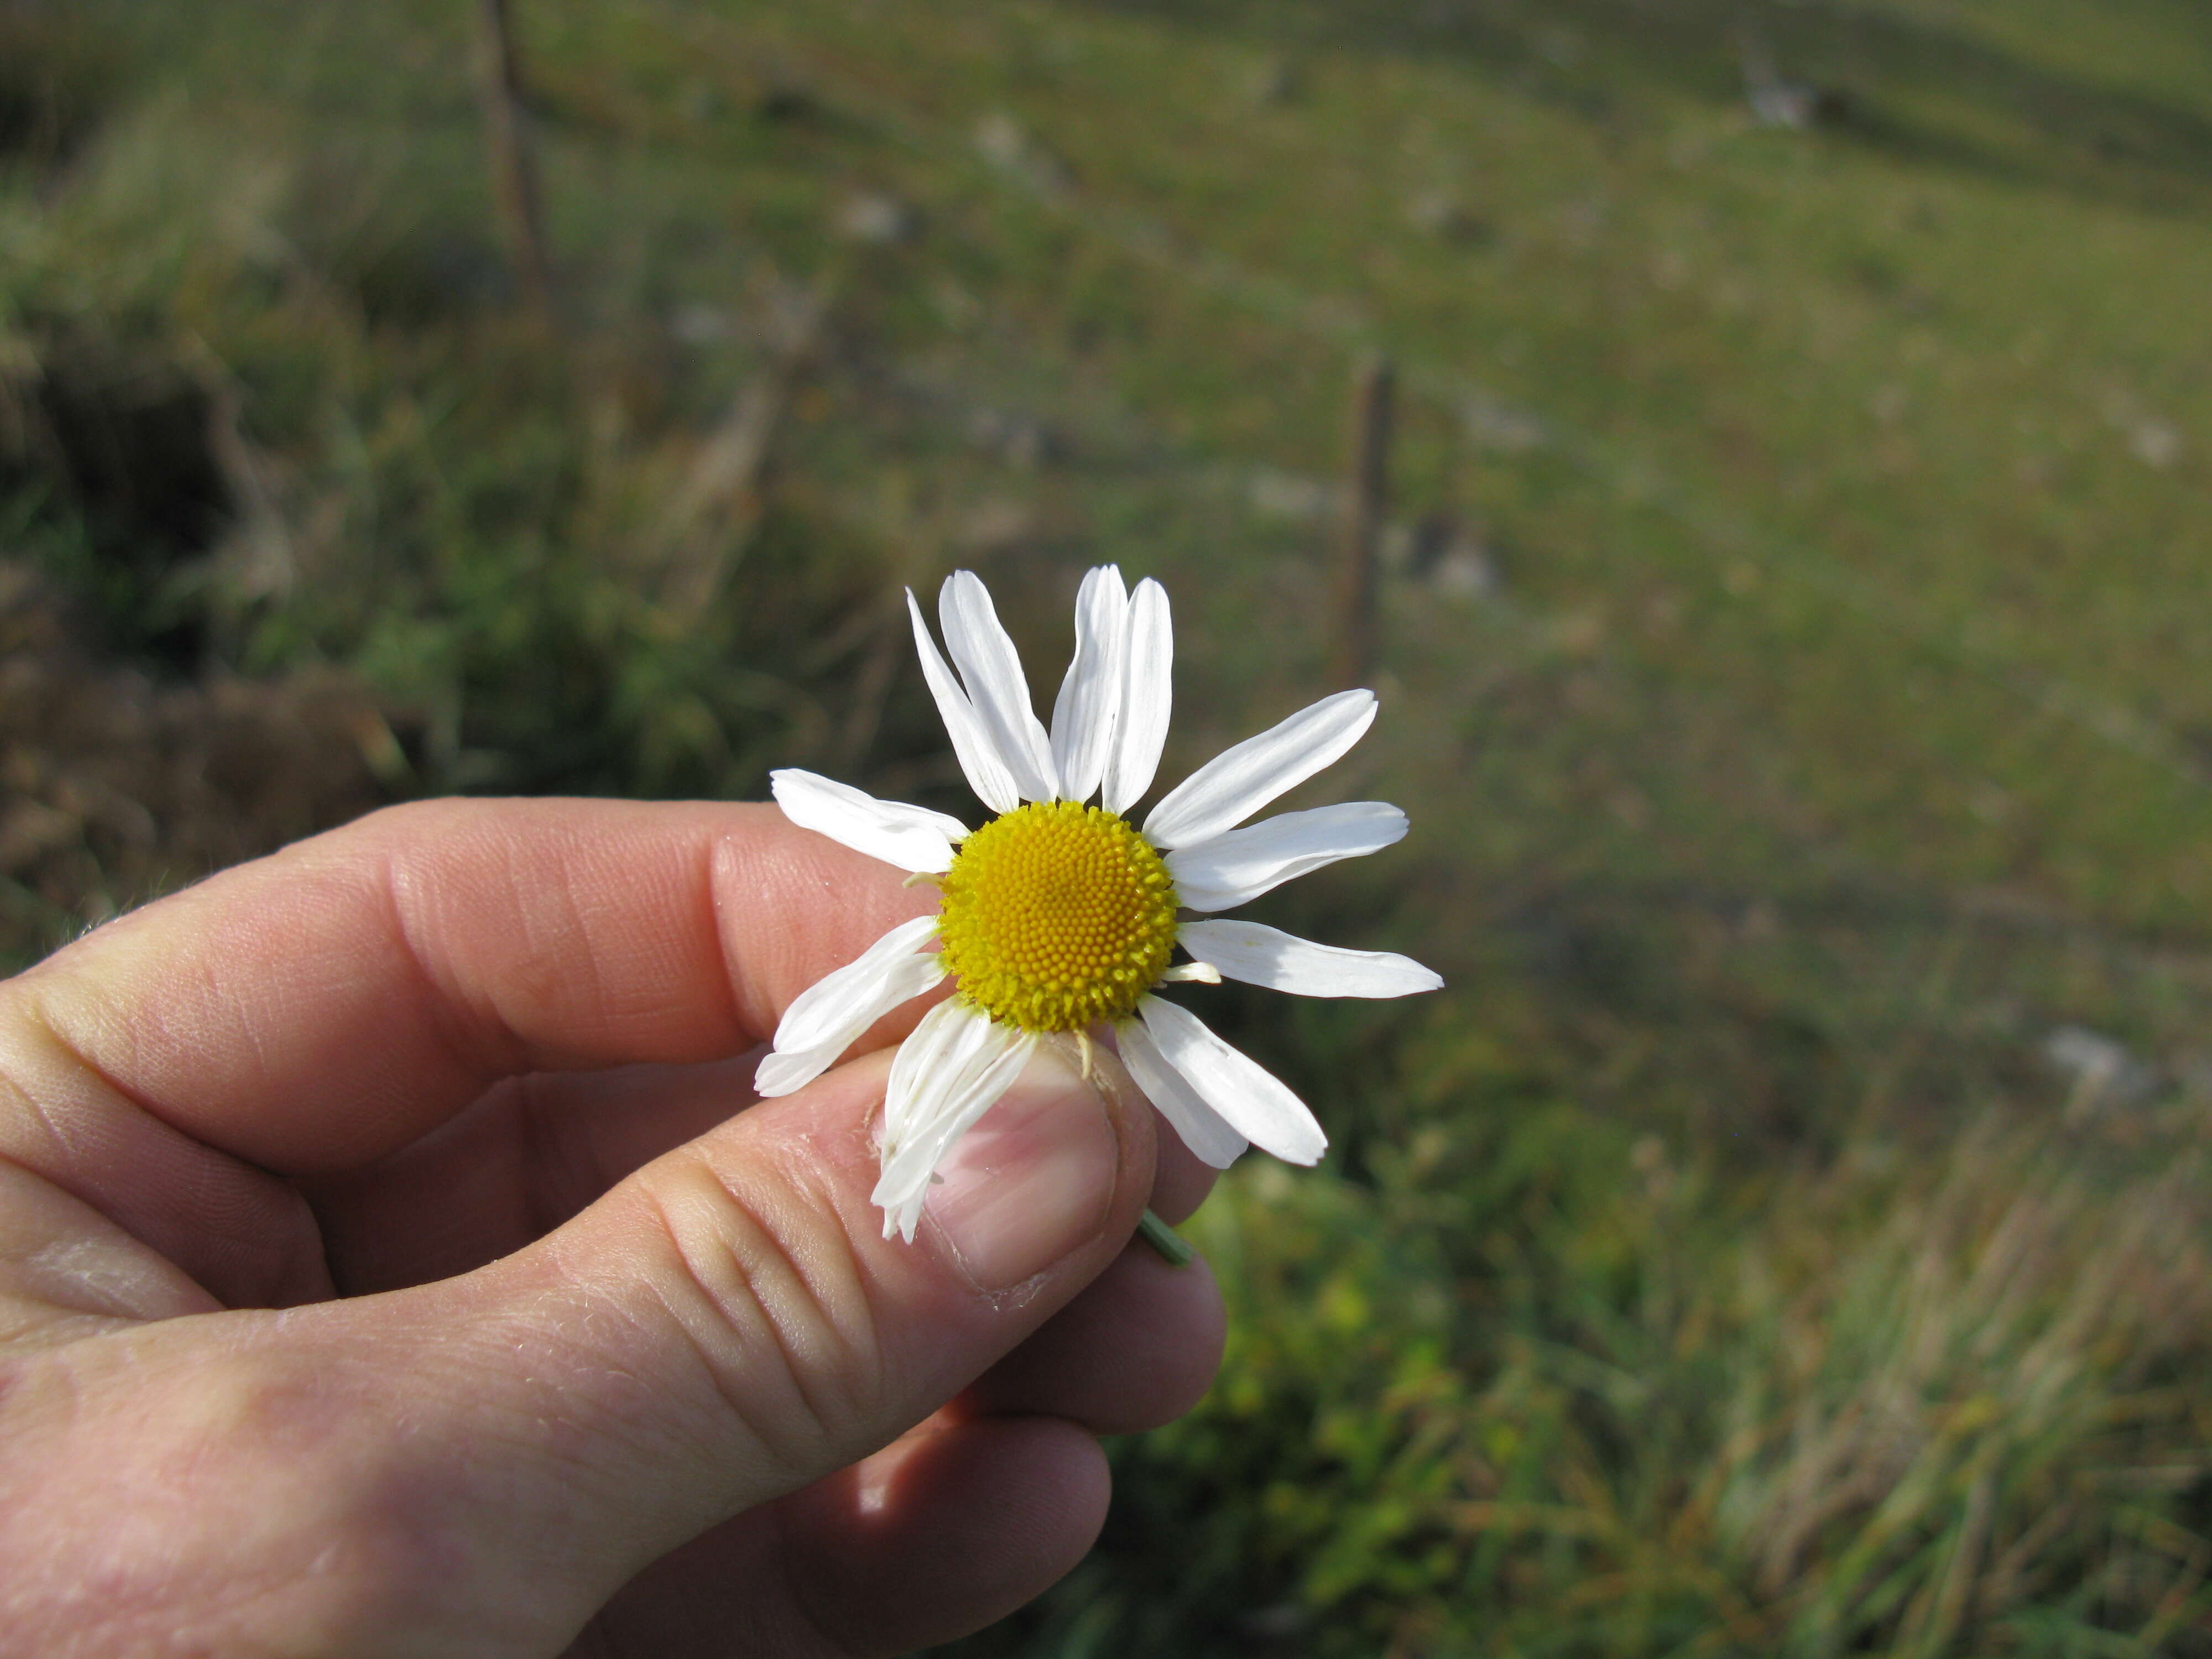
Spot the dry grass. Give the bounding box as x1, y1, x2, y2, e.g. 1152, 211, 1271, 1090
0, 561, 392, 964
1015, 1107, 2212, 1657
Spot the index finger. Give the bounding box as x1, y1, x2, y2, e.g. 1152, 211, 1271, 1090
3, 797, 940, 1177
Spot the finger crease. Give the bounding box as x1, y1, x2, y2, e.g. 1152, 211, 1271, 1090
640, 1173, 863, 1486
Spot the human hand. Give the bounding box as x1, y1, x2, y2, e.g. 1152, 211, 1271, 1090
0, 799, 1227, 1657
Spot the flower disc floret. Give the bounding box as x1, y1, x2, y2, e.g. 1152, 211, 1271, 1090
937, 800, 1178, 1032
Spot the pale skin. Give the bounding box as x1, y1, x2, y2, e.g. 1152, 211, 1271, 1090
0, 799, 1228, 1657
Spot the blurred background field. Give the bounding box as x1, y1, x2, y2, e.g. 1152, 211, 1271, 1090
8, 0, 2212, 1650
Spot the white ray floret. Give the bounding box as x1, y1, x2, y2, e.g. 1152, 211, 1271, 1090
1134, 995, 1328, 1166
878, 995, 988, 1155
939, 571, 1060, 802
873, 1000, 1036, 1240
1049, 564, 1129, 805
1142, 687, 1376, 850
769, 770, 970, 875
907, 589, 1022, 815
1115, 1015, 1248, 1170
754, 915, 947, 1098
1176, 919, 1443, 999
761, 565, 1441, 1241
1165, 800, 1408, 912
1103, 577, 1172, 815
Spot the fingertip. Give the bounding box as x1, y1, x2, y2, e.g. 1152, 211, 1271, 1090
551, 1415, 1112, 1658
973, 1242, 1226, 1433
780, 1414, 1110, 1653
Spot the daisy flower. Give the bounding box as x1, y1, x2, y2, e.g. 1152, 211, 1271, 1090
762, 566, 1442, 1241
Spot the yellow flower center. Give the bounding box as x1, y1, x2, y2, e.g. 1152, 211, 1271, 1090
937, 800, 1179, 1032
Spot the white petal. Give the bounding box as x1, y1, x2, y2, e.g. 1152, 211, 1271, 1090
940, 571, 1059, 802
881, 996, 989, 1155
1165, 801, 1407, 911
1143, 689, 1377, 851
874, 1004, 1036, 1241
908, 589, 1021, 815
760, 915, 947, 1098
757, 936, 945, 1097
770, 769, 968, 874
894, 1020, 1035, 1182
754, 1046, 841, 1100
1178, 919, 1442, 999
1103, 578, 1172, 816
1136, 995, 1326, 1166
770, 911, 942, 1053
878, 1033, 1035, 1241
1049, 566, 1129, 804
1115, 1016, 1246, 1168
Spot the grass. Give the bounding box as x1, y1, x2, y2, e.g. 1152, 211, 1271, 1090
8, 0, 2212, 1650
1002, 1104, 2212, 1656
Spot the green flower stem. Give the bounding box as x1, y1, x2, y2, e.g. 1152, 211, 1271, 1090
1136, 1208, 1196, 1267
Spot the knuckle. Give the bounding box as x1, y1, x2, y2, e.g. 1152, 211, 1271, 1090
630, 1149, 887, 1481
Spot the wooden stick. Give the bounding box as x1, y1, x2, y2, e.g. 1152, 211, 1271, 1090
650, 276, 835, 615
1333, 352, 1392, 688
473, 0, 554, 321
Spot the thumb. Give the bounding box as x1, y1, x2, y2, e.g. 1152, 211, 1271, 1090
1, 1045, 1152, 1657
372, 1041, 1147, 1638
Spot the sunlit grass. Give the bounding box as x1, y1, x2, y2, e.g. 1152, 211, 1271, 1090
9, 0, 2212, 1649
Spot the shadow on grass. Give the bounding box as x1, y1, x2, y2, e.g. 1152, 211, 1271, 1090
1066, 0, 2212, 215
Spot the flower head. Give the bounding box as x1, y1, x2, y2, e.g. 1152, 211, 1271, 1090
763, 566, 1441, 1240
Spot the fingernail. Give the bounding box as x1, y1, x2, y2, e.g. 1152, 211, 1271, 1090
927, 1047, 1121, 1290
